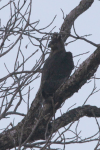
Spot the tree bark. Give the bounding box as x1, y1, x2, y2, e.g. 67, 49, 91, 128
60, 0, 94, 41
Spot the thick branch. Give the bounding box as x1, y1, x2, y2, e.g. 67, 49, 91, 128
51, 105, 100, 133
60, 0, 94, 41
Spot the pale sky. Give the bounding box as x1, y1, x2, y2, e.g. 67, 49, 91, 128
0, 0, 100, 150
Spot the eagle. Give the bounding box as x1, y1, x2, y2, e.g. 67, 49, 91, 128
41, 33, 74, 99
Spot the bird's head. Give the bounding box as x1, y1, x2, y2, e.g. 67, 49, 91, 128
48, 33, 65, 53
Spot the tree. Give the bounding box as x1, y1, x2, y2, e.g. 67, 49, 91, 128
0, 0, 100, 149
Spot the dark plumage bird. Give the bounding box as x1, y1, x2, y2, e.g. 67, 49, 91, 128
41, 33, 74, 99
